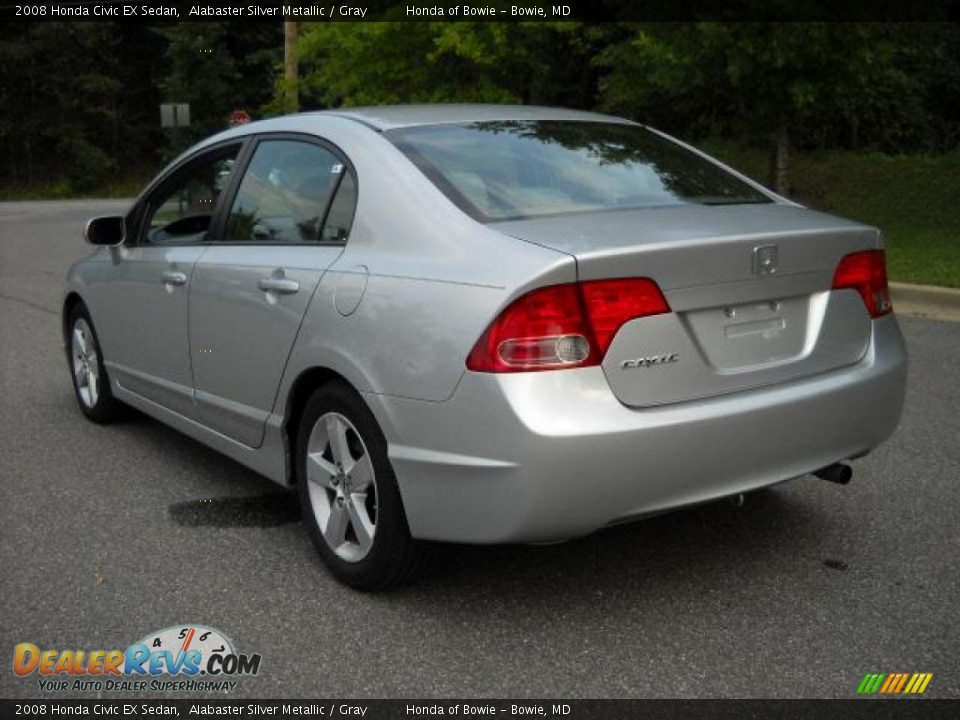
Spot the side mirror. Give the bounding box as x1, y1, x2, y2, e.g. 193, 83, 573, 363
85, 215, 125, 246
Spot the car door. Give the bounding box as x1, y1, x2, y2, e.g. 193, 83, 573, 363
94, 142, 244, 418
188, 135, 356, 447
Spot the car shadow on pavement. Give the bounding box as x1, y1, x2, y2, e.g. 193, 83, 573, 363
109, 403, 824, 601
395, 487, 823, 605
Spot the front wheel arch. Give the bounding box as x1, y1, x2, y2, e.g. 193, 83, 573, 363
62, 292, 85, 348
65, 300, 124, 423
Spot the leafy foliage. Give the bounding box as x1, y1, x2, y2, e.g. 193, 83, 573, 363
0, 21, 279, 192
595, 22, 960, 155
156, 22, 281, 152
294, 22, 593, 108
1, 20, 958, 196
0, 23, 129, 190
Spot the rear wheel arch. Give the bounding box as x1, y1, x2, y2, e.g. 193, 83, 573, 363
283, 367, 360, 484
292, 377, 430, 589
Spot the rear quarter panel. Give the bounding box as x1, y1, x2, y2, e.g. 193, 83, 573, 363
271, 116, 574, 424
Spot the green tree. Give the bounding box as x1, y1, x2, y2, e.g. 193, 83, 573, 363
157, 23, 240, 149
290, 22, 592, 110
3, 20, 957, 198
0, 21, 172, 192
595, 22, 954, 193
0, 23, 124, 190
157, 22, 280, 149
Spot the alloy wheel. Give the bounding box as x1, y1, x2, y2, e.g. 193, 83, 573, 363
305, 412, 378, 562
71, 318, 100, 408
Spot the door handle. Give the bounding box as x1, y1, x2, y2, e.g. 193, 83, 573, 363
258, 277, 300, 295
161, 270, 187, 286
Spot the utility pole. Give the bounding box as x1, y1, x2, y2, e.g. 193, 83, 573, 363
769, 123, 790, 196
284, 21, 299, 113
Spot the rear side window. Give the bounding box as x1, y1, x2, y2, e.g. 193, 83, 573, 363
387, 120, 771, 222
225, 139, 350, 244
320, 172, 357, 243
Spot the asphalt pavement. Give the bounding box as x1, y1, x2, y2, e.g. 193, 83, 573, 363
1, 200, 958, 699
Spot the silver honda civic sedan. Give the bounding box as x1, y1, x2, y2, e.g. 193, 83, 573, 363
64, 105, 907, 589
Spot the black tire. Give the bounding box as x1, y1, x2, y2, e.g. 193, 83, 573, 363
296, 381, 430, 590
66, 303, 124, 423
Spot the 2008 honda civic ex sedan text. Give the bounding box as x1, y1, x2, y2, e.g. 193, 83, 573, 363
64, 105, 907, 589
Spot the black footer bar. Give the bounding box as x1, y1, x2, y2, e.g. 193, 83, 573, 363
2, 699, 956, 720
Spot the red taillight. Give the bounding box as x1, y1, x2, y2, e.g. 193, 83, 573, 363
580, 278, 670, 355
832, 250, 892, 318
466, 278, 670, 373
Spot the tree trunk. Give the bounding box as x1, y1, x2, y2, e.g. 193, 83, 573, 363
769, 124, 790, 196
25, 138, 33, 187
284, 21, 299, 113
112, 97, 120, 172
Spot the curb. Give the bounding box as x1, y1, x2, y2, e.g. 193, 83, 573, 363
890, 282, 960, 322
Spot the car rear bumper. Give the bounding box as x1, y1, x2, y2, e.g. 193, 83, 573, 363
368, 315, 907, 544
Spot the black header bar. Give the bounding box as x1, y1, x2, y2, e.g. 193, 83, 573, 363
2, 0, 958, 21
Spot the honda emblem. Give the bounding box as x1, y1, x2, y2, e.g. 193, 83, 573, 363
752, 245, 779, 276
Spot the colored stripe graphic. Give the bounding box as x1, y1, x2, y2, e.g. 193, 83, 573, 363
893, 673, 909, 693
907, 673, 934, 694
857, 673, 886, 694
859, 672, 933, 695
879, 674, 897, 693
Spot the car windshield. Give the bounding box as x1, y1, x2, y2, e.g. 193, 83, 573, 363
387, 120, 771, 222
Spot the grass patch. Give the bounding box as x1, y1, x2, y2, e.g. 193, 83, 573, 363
0, 173, 151, 202
703, 140, 960, 288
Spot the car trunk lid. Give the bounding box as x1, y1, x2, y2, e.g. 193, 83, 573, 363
495, 203, 878, 406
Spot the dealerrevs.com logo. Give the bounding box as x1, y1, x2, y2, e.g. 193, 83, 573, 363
13, 625, 261, 693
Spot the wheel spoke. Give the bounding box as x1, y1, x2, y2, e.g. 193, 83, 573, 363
327, 416, 353, 472
349, 454, 374, 492
347, 496, 375, 552
87, 369, 99, 404
74, 361, 87, 386
73, 326, 87, 355
324, 502, 349, 548
306, 451, 338, 488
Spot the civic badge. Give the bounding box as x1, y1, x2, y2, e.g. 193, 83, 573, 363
752, 244, 778, 276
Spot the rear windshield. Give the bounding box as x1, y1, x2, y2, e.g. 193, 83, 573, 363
387, 120, 771, 222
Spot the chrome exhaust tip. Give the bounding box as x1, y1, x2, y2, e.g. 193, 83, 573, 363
814, 463, 852, 485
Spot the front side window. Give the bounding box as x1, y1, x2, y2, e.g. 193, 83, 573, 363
387, 121, 771, 222
144, 146, 240, 244
225, 139, 349, 243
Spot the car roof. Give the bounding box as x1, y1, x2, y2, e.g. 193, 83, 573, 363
310, 104, 637, 131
